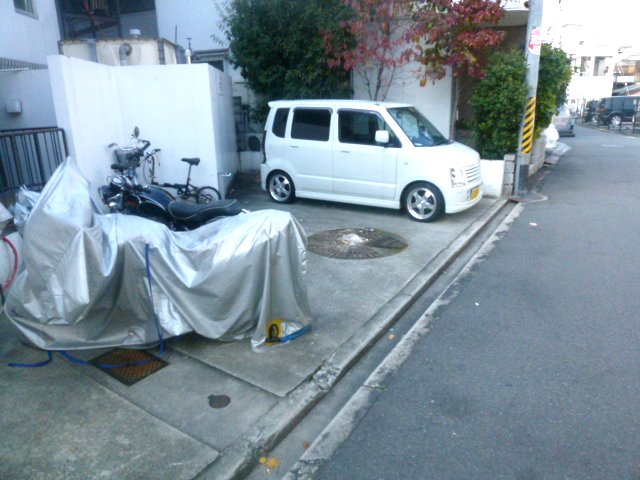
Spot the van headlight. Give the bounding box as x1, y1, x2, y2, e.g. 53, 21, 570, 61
450, 167, 466, 187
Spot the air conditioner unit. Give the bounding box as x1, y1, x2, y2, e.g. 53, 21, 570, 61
244, 133, 262, 152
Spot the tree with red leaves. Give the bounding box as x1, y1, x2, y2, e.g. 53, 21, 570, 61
323, 0, 416, 101
324, 0, 507, 132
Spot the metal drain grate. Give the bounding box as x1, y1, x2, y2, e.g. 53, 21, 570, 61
307, 228, 408, 259
91, 349, 168, 386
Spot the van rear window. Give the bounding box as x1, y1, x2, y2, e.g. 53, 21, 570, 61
291, 109, 331, 141
272, 108, 289, 138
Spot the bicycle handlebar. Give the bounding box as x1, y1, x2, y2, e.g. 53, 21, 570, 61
138, 139, 151, 152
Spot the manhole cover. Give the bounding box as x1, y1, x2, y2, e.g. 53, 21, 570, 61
307, 228, 408, 259
91, 348, 168, 386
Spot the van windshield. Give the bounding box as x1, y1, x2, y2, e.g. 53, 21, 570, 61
387, 107, 449, 147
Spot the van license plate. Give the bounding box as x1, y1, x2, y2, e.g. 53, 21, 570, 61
470, 187, 480, 200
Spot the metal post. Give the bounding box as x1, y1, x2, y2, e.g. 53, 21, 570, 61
513, 0, 544, 197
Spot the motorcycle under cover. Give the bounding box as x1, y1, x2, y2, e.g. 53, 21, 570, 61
3, 158, 311, 351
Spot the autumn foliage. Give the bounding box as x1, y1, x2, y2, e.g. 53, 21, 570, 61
323, 0, 507, 99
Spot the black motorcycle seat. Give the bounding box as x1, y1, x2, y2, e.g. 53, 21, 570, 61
111, 163, 128, 172
181, 157, 200, 166
167, 199, 242, 224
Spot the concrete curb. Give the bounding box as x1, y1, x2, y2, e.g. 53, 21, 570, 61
193, 199, 509, 480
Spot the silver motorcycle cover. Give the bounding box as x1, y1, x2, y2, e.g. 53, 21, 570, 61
3, 158, 311, 351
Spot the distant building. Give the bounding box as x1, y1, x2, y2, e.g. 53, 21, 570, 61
542, 0, 639, 112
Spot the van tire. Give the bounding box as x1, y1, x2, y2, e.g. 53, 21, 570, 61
267, 171, 295, 204
610, 114, 622, 127
403, 182, 444, 222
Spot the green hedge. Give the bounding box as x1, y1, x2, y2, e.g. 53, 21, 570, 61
471, 50, 527, 160
536, 43, 573, 133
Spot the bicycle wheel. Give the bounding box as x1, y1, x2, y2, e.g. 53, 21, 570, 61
0, 236, 18, 291
196, 186, 221, 204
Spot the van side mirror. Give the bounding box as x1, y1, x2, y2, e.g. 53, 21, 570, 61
375, 130, 390, 144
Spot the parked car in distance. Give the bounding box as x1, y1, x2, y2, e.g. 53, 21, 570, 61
593, 96, 639, 127
552, 105, 575, 136
260, 99, 483, 222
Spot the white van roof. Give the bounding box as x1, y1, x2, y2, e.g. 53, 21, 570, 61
268, 99, 413, 110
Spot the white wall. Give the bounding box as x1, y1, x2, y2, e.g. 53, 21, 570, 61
353, 63, 453, 137
0, 1, 60, 64
207, 67, 238, 191
0, 70, 56, 129
48, 56, 123, 190
48, 55, 238, 195
480, 160, 505, 198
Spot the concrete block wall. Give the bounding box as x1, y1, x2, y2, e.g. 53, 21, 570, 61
503, 154, 516, 196
529, 134, 546, 175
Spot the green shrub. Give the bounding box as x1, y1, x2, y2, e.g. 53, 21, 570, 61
471, 50, 527, 159
536, 43, 573, 132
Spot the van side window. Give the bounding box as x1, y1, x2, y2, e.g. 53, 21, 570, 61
272, 108, 289, 138
291, 109, 331, 141
338, 110, 397, 146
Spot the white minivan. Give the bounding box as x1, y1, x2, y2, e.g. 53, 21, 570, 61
260, 99, 482, 222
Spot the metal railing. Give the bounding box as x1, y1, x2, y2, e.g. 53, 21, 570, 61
0, 128, 68, 205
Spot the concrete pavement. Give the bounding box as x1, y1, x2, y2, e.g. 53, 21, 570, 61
1, 175, 506, 479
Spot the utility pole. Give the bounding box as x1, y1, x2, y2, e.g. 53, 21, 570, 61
513, 0, 544, 196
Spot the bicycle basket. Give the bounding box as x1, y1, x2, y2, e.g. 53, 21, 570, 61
114, 147, 137, 165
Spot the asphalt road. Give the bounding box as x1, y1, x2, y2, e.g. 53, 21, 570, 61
317, 126, 640, 480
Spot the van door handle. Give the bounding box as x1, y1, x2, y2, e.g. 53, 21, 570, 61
340, 150, 350, 153
290, 145, 299, 149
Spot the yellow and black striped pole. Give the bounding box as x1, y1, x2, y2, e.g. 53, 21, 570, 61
513, 0, 543, 196
520, 97, 537, 154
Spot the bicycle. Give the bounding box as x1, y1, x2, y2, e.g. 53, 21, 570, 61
142, 149, 221, 204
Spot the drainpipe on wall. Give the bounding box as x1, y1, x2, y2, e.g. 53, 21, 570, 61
87, 39, 98, 63
119, 43, 132, 66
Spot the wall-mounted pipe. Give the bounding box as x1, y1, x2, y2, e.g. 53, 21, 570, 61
119, 43, 132, 66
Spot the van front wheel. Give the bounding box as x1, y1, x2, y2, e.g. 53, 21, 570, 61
267, 171, 295, 204
403, 182, 444, 222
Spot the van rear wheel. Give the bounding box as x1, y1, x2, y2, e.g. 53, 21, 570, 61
267, 171, 295, 204
403, 182, 444, 222
610, 114, 622, 127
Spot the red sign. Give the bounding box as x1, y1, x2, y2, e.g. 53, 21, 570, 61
529, 27, 542, 55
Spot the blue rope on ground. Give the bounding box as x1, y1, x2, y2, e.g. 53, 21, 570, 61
7, 243, 164, 368
277, 325, 310, 343
7, 351, 53, 368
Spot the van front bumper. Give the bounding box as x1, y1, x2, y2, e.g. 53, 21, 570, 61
445, 183, 483, 214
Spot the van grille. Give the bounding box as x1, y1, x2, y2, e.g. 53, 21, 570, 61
464, 164, 481, 183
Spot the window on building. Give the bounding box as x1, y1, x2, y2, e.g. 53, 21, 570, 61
59, 0, 158, 40
594, 57, 607, 76
291, 109, 331, 141
120, 0, 156, 13
14, 0, 36, 16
